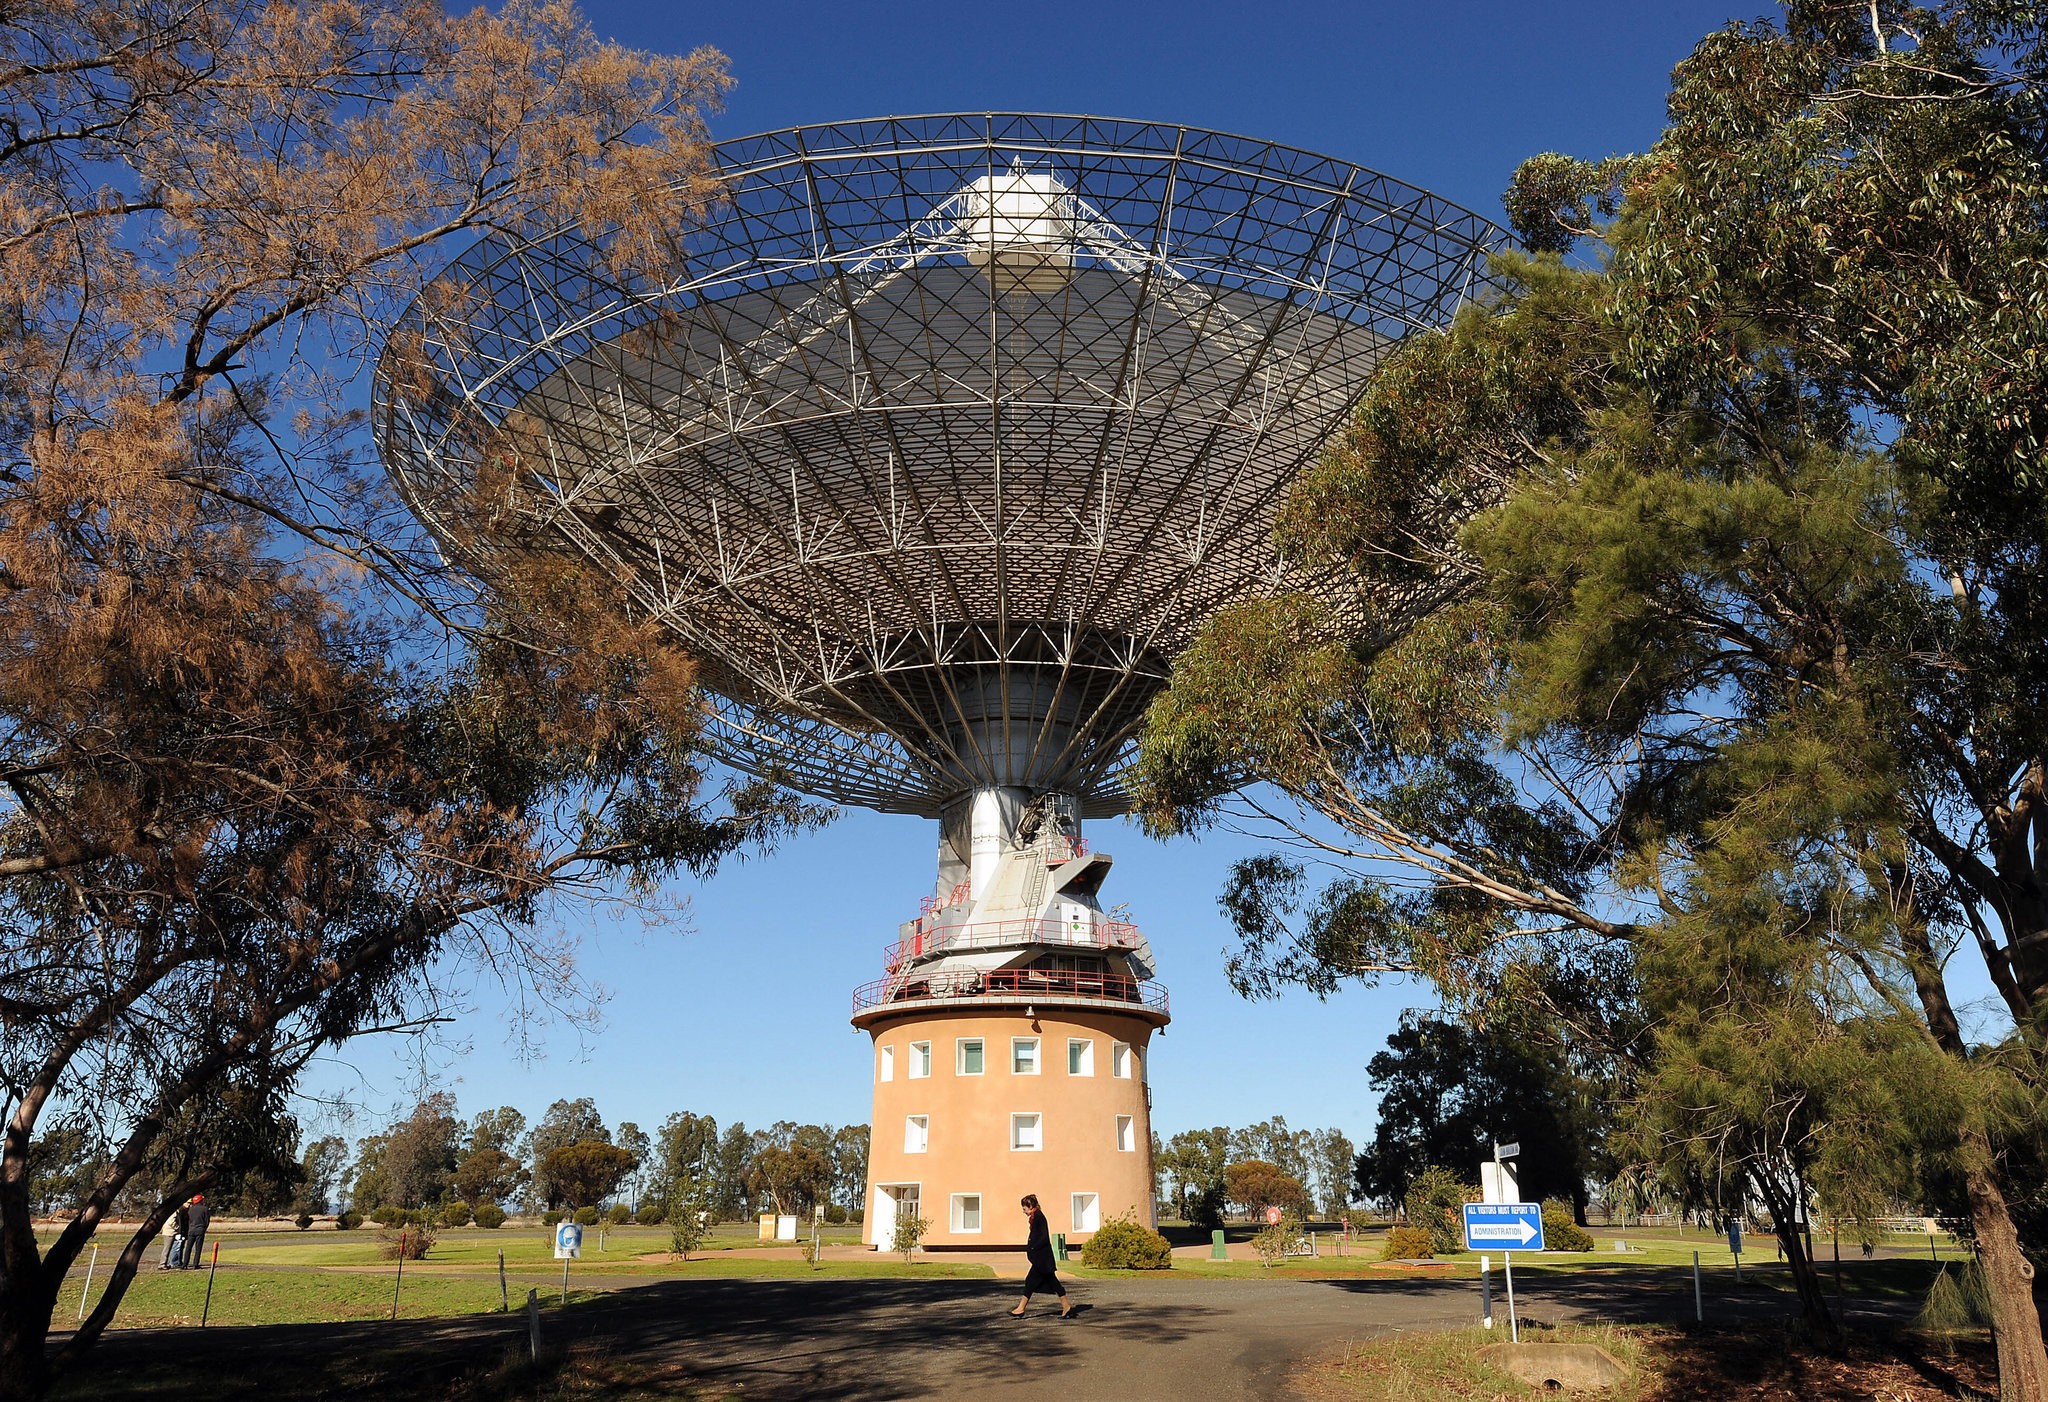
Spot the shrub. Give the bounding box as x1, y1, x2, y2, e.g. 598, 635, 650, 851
376, 1223, 435, 1260
671, 1203, 712, 1260
1403, 1167, 1477, 1256
891, 1212, 930, 1262
293, 1212, 313, 1232
441, 1200, 474, 1228
1541, 1200, 1594, 1253
848, 1207, 863, 1225
335, 1209, 363, 1231
473, 1204, 507, 1230
370, 1204, 408, 1229
823, 1204, 848, 1225
605, 1204, 631, 1226
1382, 1226, 1435, 1260
1253, 1210, 1307, 1268
635, 1204, 666, 1226
1079, 1215, 1172, 1270
574, 1206, 600, 1226
542, 1210, 563, 1229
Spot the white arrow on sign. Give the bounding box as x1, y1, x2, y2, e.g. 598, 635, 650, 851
1468, 1219, 1538, 1245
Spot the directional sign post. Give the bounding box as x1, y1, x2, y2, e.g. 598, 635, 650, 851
1465, 1203, 1544, 1342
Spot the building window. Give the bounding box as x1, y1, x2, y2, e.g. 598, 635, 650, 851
1071, 1192, 1100, 1232
879, 1046, 894, 1082
1012, 1037, 1039, 1075
1010, 1113, 1042, 1151
910, 1041, 931, 1078
904, 1115, 928, 1154
1068, 1038, 1093, 1075
1111, 1042, 1132, 1078
957, 1038, 984, 1075
1116, 1115, 1135, 1152
951, 1193, 982, 1233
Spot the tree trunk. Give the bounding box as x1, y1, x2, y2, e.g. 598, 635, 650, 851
1753, 1169, 1835, 1336
0, 1275, 55, 1402
1964, 1150, 2048, 1402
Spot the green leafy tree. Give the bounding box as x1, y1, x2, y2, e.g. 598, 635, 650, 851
1404, 1167, 1476, 1257
748, 1144, 832, 1220
614, 1122, 651, 1208
451, 1147, 527, 1209
712, 1123, 755, 1219
294, 1137, 349, 1217
1311, 1129, 1358, 1219
830, 1124, 870, 1211
467, 1108, 528, 1162
1158, 1128, 1231, 1227
650, 1112, 718, 1214
1223, 1160, 1309, 1222
1136, 9, 2048, 1389
668, 1178, 710, 1259
527, 1099, 609, 1209
1354, 1019, 1603, 1216
539, 1142, 636, 1211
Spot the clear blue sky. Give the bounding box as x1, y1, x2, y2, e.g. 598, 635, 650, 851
298, 0, 1752, 1153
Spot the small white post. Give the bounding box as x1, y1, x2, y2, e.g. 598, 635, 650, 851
526, 1288, 540, 1359
1504, 1250, 1519, 1343
1481, 1253, 1493, 1328
77, 1244, 99, 1321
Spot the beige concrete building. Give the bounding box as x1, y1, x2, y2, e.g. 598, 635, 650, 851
852, 792, 1169, 1250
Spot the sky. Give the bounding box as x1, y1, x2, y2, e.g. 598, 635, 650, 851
297, 0, 1755, 1154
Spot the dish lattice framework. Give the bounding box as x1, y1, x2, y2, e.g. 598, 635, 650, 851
373, 114, 1505, 816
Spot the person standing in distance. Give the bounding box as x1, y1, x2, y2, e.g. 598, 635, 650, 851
182, 1194, 210, 1269
1009, 1194, 1072, 1319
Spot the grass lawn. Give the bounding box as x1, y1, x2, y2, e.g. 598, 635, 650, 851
1291, 1320, 1997, 1401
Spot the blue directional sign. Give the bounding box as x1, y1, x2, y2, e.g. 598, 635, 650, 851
1464, 1202, 1545, 1252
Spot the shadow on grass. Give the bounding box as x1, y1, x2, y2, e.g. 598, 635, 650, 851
50, 1276, 1228, 1402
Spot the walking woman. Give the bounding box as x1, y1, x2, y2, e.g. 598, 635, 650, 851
1010, 1194, 1072, 1318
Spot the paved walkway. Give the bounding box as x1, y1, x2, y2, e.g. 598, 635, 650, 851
58, 1260, 1911, 1402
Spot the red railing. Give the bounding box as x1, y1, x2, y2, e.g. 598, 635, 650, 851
851, 966, 1168, 1016
886, 915, 1141, 971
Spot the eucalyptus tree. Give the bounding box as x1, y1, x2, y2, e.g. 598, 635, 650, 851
0, 3, 820, 1398
1137, 5, 2048, 1389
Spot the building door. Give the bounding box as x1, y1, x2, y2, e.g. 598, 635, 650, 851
873, 1183, 920, 1249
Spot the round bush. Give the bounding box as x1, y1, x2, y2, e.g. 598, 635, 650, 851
1381, 1225, 1435, 1260
370, 1204, 407, 1228
473, 1203, 508, 1230
440, 1200, 473, 1228
335, 1208, 364, 1231
293, 1211, 314, 1232
573, 1206, 600, 1226
542, 1210, 563, 1229
1541, 1201, 1595, 1252
823, 1204, 848, 1225
605, 1203, 631, 1226
634, 1204, 666, 1226
1078, 1216, 1172, 1270
377, 1223, 435, 1261
848, 1207, 863, 1225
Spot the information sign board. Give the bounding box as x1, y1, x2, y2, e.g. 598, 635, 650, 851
1462, 1202, 1545, 1252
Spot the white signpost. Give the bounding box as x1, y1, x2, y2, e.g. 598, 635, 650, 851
1465, 1194, 1544, 1343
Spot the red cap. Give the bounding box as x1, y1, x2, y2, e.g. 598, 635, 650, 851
191, 1194, 203, 1203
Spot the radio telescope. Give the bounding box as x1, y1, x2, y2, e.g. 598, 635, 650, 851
373, 114, 1501, 1244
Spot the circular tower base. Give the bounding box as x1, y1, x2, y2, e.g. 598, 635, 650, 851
858, 1001, 1166, 1251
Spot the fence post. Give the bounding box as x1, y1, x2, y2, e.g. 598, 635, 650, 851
77, 1244, 99, 1322
1692, 1251, 1702, 1323
391, 1231, 407, 1320
560, 1255, 570, 1304
200, 1243, 220, 1327
498, 1250, 508, 1312
1481, 1254, 1493, 1328
526, 1288, 540, 1360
